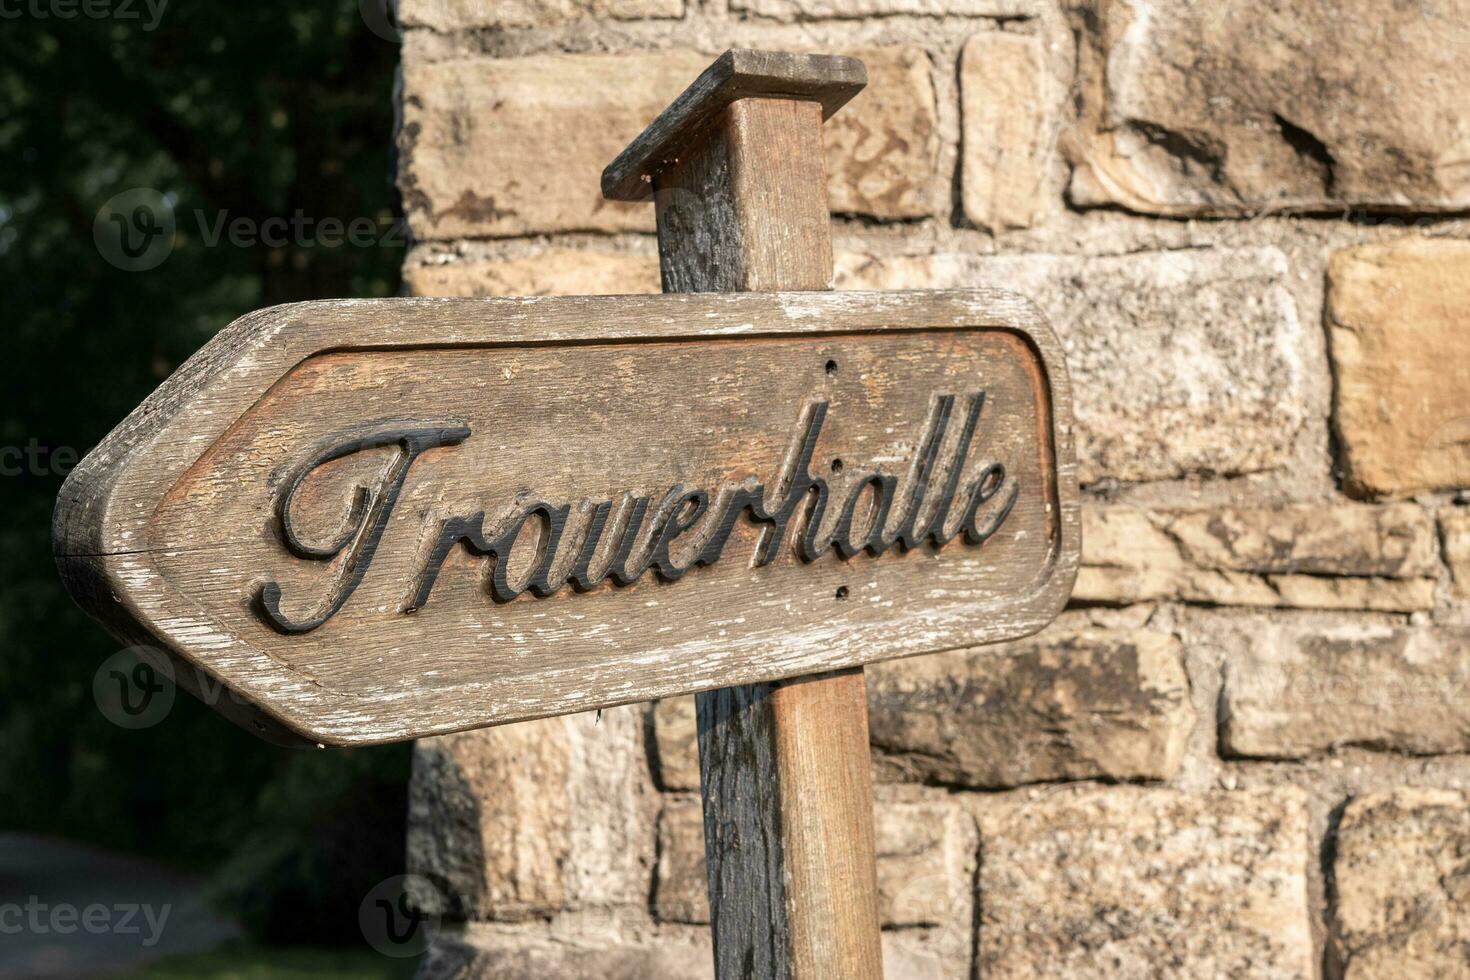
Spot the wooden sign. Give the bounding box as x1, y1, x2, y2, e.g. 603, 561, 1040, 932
54, 290, 1077, 745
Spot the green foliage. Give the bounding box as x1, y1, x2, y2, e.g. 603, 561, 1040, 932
121, 943, 420, 980
0, 0, 411, 942
206, 749, 414, 945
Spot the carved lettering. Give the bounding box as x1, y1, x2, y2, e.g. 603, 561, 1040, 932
256, 420, 469, 634
258, 394, 1019, 633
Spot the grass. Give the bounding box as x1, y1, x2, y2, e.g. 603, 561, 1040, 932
119, 944, 421, 979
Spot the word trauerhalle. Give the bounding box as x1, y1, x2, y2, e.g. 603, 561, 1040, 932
258, 393, 1020, 634
55, 291, 1078, 745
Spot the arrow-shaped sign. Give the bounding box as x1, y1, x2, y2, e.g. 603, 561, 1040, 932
55, 289, 1078, 745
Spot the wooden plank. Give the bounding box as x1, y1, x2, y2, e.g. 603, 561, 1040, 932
647, 91, 887, 978
602, 49, 866, 203
654, 98, 834, 293
53, 290, 1078, 747
767, 670, 881, 978
697, 681, 792, 974
696, 669, 882, 978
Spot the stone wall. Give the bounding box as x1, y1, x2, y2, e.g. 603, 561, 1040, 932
393, 1, 1470, 976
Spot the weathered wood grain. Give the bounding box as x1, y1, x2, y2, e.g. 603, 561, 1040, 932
695, 669, 883, 979
645, 87, 887, 979
654, 98, 834, 293
53, 291, 1077, 747
602, 49, 866, 203
766, 669, 881, 979
697, 681, 792, 975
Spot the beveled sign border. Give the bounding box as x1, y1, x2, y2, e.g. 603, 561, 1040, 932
55, 290, 1079, 746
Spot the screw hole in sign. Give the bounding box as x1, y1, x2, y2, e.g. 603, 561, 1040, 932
835, 586, 849, 601
831, 458, 844, 473
825, 359, 838, 376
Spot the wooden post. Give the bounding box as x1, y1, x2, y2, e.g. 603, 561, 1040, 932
604, 50, 885, 979
60, 51, 1077, 980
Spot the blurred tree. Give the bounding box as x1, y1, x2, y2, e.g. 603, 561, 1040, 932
0, 0, 411, 943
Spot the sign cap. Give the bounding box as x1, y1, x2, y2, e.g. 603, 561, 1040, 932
601, 48, 867, 202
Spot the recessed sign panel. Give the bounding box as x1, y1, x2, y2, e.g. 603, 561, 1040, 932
55, 290, 1078, 745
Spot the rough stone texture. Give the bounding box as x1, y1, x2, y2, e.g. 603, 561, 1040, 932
820, 45, 939, 219
1067, 0, 1470, 215
419, 925, 713, 980
1328, 240, 1470, 497
1078, 502, 1439, 612
1221, 624, 1470, 759
653, 798, 707, 924
1330, 789, 1470, 980
400, 47, 937, 239
873, 802, 977, 931
400, 0, 682, 31
650, 630, 1193, 792
836, 247, 1307, 484
399, 51, 701, 239
407, 706, 658, 920
977, 788, 1314, 979
1258, 577, 1432, 613
404, 249, 660, 297
420, 923, 960, 980
879, 940, 959, 980
652, 697, 700, 791
1444, 507, 1470, 601
731, 0, 1033, 19
655, 797, 975, 931
868, 629, 1193, 789
393, 13, 1470, 977
960, 32, 1052, 233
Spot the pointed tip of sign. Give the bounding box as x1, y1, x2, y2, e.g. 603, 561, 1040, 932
601, 49, 868, 203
